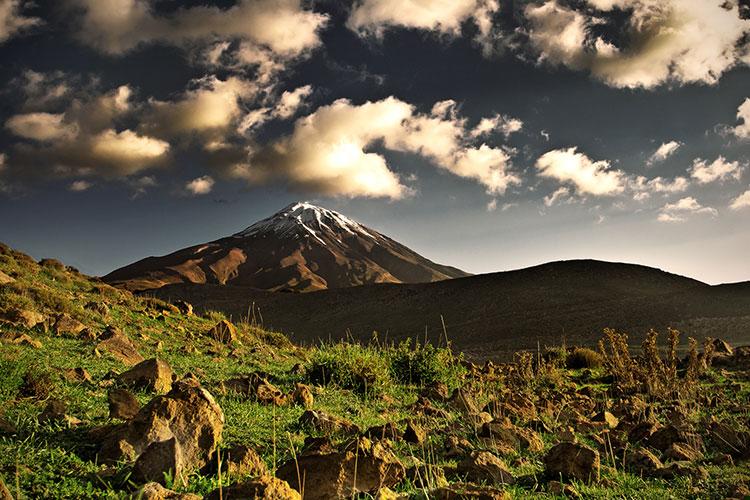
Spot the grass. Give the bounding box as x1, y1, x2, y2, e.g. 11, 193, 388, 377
0, 245, 749, 498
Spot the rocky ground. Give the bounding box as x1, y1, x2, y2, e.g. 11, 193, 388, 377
0, 243, 749, 499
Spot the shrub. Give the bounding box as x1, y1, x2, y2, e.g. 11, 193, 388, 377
566, 348, 603, 369
308, 343, 391, 395
389, 339, 465, 388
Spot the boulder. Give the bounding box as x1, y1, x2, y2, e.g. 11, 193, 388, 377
54, 314, 86, 337
457, 451, 514, 485
108, 388, 140, 420
709, 421, 749, 457
99, 380, 224, 484
208, 320, 237, 344
134, 437, 186, 486
206, 475, 300, 500
665, 442, 704, 462
38, 399, 82, 426
448, 388, 480, 416
627, 421, 661, 444
135, 482, 201, 500
1, 331, 42, 349
277, 438, 404, 500
118, 358, 174, 393
479, 421, 543, 453
218, 444, 267, 477
544, 442, 600, 483
291, 383, 314, 408
97, 327, 144, 366
624, 448, 663, 476
298, 409, 359, 434
3, 309, 46, 329
647, 425, 702, 452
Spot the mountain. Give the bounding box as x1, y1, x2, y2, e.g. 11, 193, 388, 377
148, 259, 750, 359
104, 202, 470, 292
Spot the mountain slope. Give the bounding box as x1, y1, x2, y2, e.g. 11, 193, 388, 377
104, 202, 469, 292
149, 259, 750, 359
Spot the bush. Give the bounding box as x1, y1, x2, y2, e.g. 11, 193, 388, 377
389, 340, 465, 388
566, 348, 603, 369
308, 343, 391, 395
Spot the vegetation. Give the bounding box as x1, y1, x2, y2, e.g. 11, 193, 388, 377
0, 244, 749, 499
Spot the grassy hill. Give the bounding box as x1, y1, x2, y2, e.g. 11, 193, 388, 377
1, 244, 749, 498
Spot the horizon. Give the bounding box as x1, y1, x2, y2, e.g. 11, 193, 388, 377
2, 0, 750, 285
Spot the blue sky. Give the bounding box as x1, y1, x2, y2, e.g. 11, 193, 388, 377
1, 0, 750, 284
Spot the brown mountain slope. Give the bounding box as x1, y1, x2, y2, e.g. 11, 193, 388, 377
104, 202, 469, 292
149, 259, 750, 359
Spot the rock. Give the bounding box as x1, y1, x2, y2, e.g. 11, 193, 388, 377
298, 409, 359, 434
38, 399, 81, 426
85, 301, 110, 317
223, 375, 286, 405
592, 411, 619, 429
375, 487, 406, 500
430, 483, 510, 499
709, 421, 749, 457
3, 309, 46, 329
479, 422, 543, 453
448, 388, 480, 415
648, 425, 702, 452
655, 461, 708, 480
420, 381, 450, 401
544, 442, 600, 483
134, 437, 186, 486
624, 448, 663, 475
0, 476, 12, 500
291, 382, 314, 408
0, 416, 17, 434
627, 421, 660, 443
365, 422, 403, 441
53, 314, 86, 336
711, 338, 734, 355
456, 451, 514, 485
0, 270, 14, 285
108, 388, 140, 420
548, 480, 580, 498
404, 420, 426, 445
136, 482, 201, 500
208, 320, 237, 344
219, 444, 267, 477
206, 475, 300, 500
665, 442, 704, 462
445, 435, 473, 458
97, 327, 144, 366
99, 380, 224, 484
1, 331, 42, 349
277, 438, 404, 500
118, 358, 174, 393
63, 367, 92, 383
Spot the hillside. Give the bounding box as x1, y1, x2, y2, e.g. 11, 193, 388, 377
1, 243, 750, 499
150, 259, 750, 359
105, 202, 469, 292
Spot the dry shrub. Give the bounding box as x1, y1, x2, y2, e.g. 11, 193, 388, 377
566, 348, 603, 369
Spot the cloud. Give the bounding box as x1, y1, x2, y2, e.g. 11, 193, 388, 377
730, 189, 750, 210
237, 84, 313, 134
470, 114, 523, 138
71, 0, 328, 57
232, 96, 521, 199
185, 175, 215, 195
11, 70, 72, 110
690, 156, 743, 184
524, 0, 750, 89
68, 180, 92, 192
647, 141, 681, 165
657, 196, 718, 222
543, 186, 572, 207
347, 0, 500, 53
631, 175, 689, 198
5, 112, 79, 141
0, 0, 40, 43
535, 147, 626, 196
732, 98, 750, 139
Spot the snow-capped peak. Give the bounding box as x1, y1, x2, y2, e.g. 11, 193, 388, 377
233, 202, 377, 244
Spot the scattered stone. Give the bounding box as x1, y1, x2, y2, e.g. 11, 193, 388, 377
53, 314, 86, 337
447, 388, 480, 415
627, 421, 661, 444
276, 438, 404, 500
217, 444, 267, 477
0, 270, 14, 285
206, 475, 300, 500
445, 435, 473, 458
548, 480, 581, 498
85, 301, 110, 317
365, 422, 402, 441
544, 442, 600, 483
208, 320, 237, 344
456, 451, 514, 485
38, 399, 81, 426
375, 487, 406, 500
118, 358, 174, 393
655, 461, 708, 480
479, 421, 543, 453
624, 448, 663, 476
557, 426, 578, 443
421, 381, 449, 401
709, 421, 749, 457
298, 409, 359, 434
222, 374, 285, 405
430, 483, 510, 500
108, 388, 140, 420
592, 411, 619, 429
711, 339, 734, 356
3, 309, 46, 329
291, 382, 314, 408
63, 367, 92, 383
174, 300, 193, 316
1, 331, 42, 349
135, 482, 201, 500
99, 379, 224, 484
404, 420, 426, 445
647, 425, 702, 452
665, 442, 704, 462
97, 327, 144, 366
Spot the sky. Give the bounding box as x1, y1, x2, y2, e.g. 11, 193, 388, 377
1, 0, 750, 285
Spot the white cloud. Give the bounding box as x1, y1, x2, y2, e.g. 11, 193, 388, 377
732, 98, 750, 139
470, 114, 523, 138
690, 156, 743, 184
486, 198, 497, 211
68, 180, 92, 192
658, 196, 718, 222
524, 0, 750, 89
185, 175, 215, 195
275, 85, 313, 120
235, 96, 521, 199
0, 0, 40, 43
631, 175, 689, 197
647, 141, 681, 165
730, 189, 750, 210
535, 147, 626, 196
543, 186, 571, 207
5, 112, 79, 142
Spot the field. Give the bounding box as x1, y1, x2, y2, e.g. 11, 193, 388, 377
1, 244, 749, 499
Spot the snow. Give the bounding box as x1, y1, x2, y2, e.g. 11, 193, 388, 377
233, 202, 379, 244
